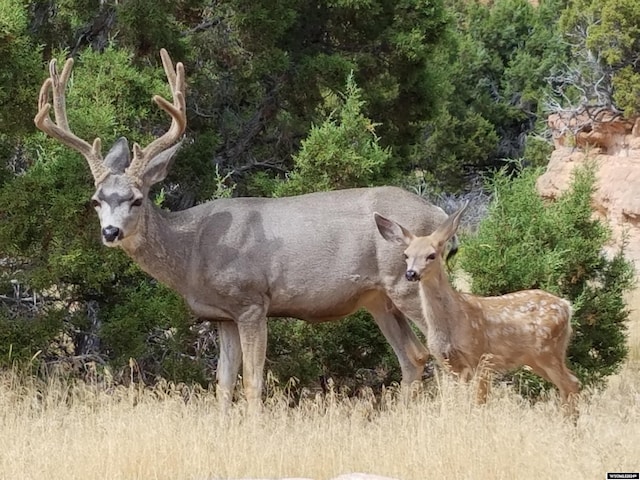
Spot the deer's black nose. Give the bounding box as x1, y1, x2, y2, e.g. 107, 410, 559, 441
102, 226, 121, 242
405, 270, 419, 282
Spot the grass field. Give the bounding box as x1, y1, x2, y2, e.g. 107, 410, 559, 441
1, 294, 639, 480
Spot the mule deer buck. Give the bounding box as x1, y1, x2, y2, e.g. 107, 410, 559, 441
35, 49, 451, 412
374, 203, 581, 415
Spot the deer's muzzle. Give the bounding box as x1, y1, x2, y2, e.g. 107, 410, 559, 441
102, 225, 122, 243
405, 270, 420, 282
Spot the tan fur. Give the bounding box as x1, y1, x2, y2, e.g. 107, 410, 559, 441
375, 205, 581, 416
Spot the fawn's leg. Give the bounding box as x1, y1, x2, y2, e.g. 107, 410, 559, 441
531, 359, 580, 419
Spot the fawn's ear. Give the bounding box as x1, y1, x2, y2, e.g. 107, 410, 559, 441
374, 213, 415, 246
432, 201, 469, 248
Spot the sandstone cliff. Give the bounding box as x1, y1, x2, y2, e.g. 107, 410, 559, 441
536, 108, 640, 273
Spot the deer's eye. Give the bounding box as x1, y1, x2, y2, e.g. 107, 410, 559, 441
90, 199, 100, 208
426, 253, 436, 261
131, 198, 143, 207
403, 253, 408, 260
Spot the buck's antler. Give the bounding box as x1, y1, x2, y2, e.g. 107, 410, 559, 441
34, 57, 109, 185
126, 48, 187, 181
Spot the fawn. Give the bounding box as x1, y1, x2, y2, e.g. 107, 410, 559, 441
374, 203, 580, 415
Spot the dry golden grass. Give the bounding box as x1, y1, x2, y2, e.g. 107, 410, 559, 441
1, 287, 639, 480
1, 361, 639, 480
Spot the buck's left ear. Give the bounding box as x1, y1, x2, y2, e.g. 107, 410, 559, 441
142, 140, 183, 186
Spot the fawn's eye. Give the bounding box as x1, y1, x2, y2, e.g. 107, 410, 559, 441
426, 253, 436, 261
90, 199, 100, 208
131, 198, 143, 207
403, 253, 408, 260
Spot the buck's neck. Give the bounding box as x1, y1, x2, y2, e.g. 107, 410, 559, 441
119, 202, 195, 294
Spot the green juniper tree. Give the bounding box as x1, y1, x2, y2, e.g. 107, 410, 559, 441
559, 0, 640, 117
422, 0, 569, 190
274, 73, 392, 196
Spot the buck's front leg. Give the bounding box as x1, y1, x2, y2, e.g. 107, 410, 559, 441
366, 297, 427, 401
237, 304, 268, 414
216, 321, 242, 413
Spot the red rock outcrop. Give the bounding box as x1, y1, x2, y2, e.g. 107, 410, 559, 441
537, 108, 640, 273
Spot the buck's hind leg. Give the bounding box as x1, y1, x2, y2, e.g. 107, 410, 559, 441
237, 304, 269, 415
366, 297, 428, 400
217, 321, 243, 413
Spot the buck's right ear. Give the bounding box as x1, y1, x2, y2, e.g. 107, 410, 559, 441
141, 140, 183, 186
374, 212, 414, 246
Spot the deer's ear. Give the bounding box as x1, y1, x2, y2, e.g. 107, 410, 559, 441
104, 137, 131, 173
374, 213, 414, 246
141, 141, 183, 186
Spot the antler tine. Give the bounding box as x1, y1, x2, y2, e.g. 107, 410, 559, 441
127, 48, 187, 180
160, 47, 179, 91
34, 57, 108, 185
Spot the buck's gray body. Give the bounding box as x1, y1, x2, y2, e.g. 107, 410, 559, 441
127, 186, 447, 323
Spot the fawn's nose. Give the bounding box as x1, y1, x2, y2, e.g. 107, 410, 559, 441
405, 270, 420, 282
102, 226, 121, 242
